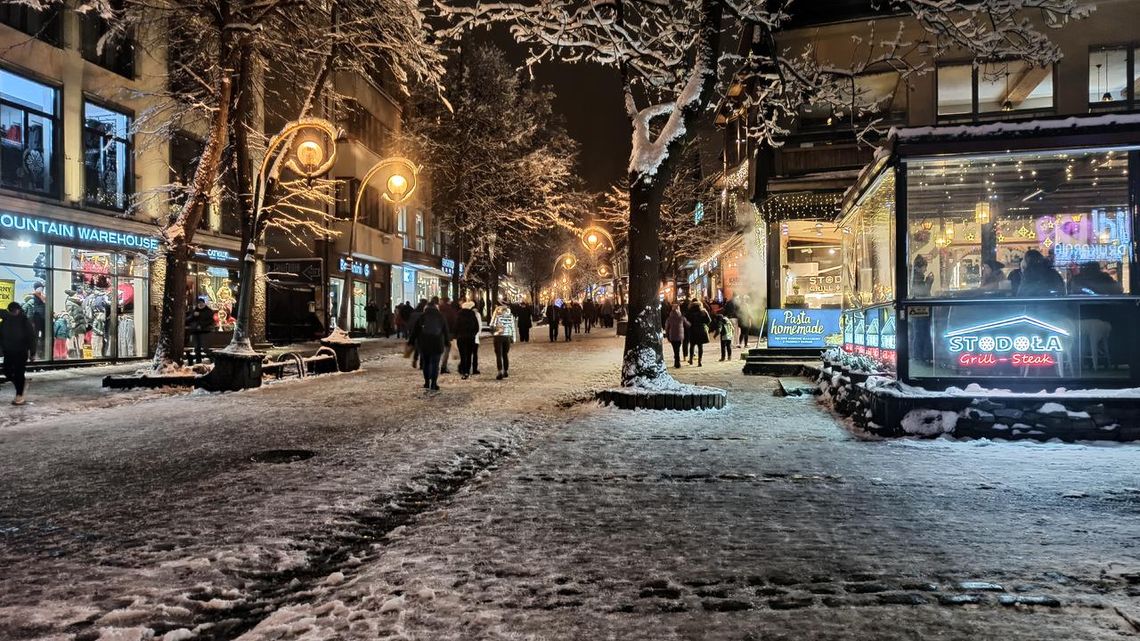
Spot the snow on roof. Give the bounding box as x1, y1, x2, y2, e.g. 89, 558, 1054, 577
889, 113, 1140, 142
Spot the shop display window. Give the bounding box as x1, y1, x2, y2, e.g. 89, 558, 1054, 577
0, 68, 58, 196
776, 220, 843, 309
1, 242, 148, 363
841, 171, 896, 307
83, 101, 132, 210
905, 148, 1131, 300
187, 262, 236, 333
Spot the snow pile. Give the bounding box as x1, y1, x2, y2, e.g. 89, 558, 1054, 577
321, 328, 358, 345
900, 409, 959, 437
1037, 402, 1092, 419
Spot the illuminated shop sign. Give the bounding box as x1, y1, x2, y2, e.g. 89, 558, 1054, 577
197, 249, 237, 262
0, 212, 159, 251
945, 315, 1069, 369
1041, 208, 1131, 264
338, 258, 372, 278
768, 309, 842, 348
441, 258, 465, 276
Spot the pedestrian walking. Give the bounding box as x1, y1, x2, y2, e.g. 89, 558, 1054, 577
456, 299, 481, 379
563, 302, 573, 342
570, 301, 583, 334
1, 301, 36, 405
583, 298, 595, 334
601, 298, 614, 328
396, 301, 412, 338
516, 301, 533, 343
439, 297, 458, 374
714, 312, 734, 362
490, 303, 516, 380
407, 299, 427, 368
364, 301, 379, 337
546, 301, 561, 342
409, 300, 449, 391
664, 304, 689, 369
185, 296, 216, 365
686, 300, 712, 366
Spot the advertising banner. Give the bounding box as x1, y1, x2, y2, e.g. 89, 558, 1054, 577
767, 308, 842, 348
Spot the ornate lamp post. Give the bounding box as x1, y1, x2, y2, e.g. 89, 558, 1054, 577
229, 117, 340, 354
335, 156, 420, 334
208, 118, 338, 391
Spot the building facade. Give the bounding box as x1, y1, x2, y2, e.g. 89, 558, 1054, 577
716, 0, 1140, 348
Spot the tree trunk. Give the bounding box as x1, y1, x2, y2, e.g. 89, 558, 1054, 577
152, 243, 191, 370
621, 170, 669, 386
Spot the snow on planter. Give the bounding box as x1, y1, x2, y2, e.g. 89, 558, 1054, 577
900, 409, 959, 437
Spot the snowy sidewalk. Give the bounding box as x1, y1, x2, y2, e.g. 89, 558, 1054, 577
4, 333, 1140, 640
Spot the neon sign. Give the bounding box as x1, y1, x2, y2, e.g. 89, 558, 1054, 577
0, 212, 159, 251
945, 315, 1069, 369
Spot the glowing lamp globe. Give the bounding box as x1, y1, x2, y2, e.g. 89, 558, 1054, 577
386, 173, 410, 201
295, 140, 325, 173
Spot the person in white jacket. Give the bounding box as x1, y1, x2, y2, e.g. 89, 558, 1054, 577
490, 303, 516, 380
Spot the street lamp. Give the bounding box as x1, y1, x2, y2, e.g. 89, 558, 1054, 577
580, 225, 614, 253
336, 156, 420, 334
229, 117, 339, 353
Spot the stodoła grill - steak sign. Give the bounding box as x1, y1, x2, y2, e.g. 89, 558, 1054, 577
945, 315, 1069, 368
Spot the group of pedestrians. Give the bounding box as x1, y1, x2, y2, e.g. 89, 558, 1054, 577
662, 299, 737, 369
543, 297, 615, 342
406, 296, 522, 390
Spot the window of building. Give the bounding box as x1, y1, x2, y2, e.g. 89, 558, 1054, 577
169, 132, 209, 230
79, 3, 134, 78
396, 206, 409, 248
797, 70, 907, 130
335, 178, 359, 220
904, 148, 1131, 299
1089, 46, 1139, 109
938, 61, 1054, 120
431, 219, 442, 256
0, 3, 61, 46
344, 100, 389, 152
83, 102, 132, 210
840, 171, 895, 307
0, 68, 58, 197
775, 220, 843, 309
414, 210, 425, 252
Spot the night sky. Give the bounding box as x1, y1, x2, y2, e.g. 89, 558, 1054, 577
482, 29, 631, 192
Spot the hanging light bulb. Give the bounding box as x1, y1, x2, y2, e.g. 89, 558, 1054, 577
1103, 52, 1114, 102
1001, 72, 1013, 111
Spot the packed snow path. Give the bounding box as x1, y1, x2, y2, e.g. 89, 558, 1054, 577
3, 334, 1140, 640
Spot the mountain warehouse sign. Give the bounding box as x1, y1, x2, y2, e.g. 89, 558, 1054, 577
0, 213, 160, 251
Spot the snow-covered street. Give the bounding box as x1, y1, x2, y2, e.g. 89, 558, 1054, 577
4, 333, 1140, 640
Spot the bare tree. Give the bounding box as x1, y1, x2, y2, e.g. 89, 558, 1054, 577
434, 0, 1089, 389
401, 45, 580, 305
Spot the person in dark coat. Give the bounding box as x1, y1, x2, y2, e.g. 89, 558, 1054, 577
410, 301, 450, 390
1, 301, 37, 405
685, 301, 712, 366
583, 298, 596, 334
456, 299, 481, 379
570, 301, 583, 334
1017, 249, 1066, 297
438, 297, 458, 374
1069, 261, 1122, 295
546, 301, 561, 342
406, 300, 427, 368
364, 301, 380, 337
664, 304, 689, 369
515, 301, 533, 342
185, 296, 216, 365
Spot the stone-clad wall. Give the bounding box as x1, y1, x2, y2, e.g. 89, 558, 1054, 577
817, 360, 1140, 442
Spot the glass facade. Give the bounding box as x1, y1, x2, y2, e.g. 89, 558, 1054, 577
900, 146, 1137, 383
841, 171, 896, 308
937, 61, 1054, 120
0, 238, 148, 363
775, 220, 843, 309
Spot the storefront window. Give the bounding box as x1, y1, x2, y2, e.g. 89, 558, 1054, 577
414, 210, 425, 252
83, 102, 132, 210
397, 206, 409, 248
841, 171, 895, 307
1, 240, 148, 363
905, 148, 1131, 300
186, 261, 237, 333
776, 220, 843, 309
0, 68, 58, 196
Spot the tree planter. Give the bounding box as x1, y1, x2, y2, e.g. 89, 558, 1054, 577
319, 339, 361, 372
102, 374, 198, 390
200, 350, 263, 392
597, 387, 727, 410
